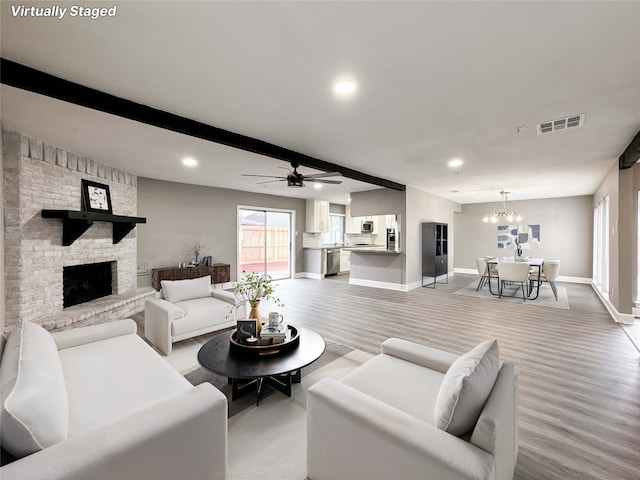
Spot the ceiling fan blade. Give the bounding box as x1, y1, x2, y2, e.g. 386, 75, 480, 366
305, 178, 343, 185
279, 166, 293, 174
256, 179, 286, 185
242, 174, 287, 179
304, 172, 342, 179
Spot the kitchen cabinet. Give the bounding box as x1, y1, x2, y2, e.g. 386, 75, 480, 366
373, 215, 387, 235
344, 205, 358, 233
422, 222, 448, 288
306, 200, 329, 232
385, 215, 397, 229
151, 264, 230, 291
340, 249, 351, 273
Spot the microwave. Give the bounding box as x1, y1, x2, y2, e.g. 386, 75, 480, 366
361, 221, 374, 233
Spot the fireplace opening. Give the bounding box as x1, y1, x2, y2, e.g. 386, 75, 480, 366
63, 261, 114, 308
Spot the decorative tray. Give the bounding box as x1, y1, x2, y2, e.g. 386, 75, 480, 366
229, 325, 299, 356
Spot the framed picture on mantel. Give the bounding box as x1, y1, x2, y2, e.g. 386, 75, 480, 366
81, 179, 112, 214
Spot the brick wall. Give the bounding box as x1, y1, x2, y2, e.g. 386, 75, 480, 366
3, 130, 152, 333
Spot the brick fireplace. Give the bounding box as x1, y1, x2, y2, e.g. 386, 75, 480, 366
2, 130, 154, 333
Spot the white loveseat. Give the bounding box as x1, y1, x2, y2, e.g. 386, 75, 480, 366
145, 275, 244, 355
0, 319, 227, 480
307, 338, 518, 480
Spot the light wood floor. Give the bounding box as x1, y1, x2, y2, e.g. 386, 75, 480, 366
261, 273, 639, 480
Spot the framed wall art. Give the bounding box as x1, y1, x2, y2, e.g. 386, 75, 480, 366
497, 224, 541, 249
81, 179, 112, 214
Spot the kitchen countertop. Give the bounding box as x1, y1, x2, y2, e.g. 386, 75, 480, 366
303, 245, 401, 254
348, 247, 402, 254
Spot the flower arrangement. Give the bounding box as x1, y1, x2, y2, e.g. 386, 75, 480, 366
185, 241, 207, 265
232, 270, 283, 307
227, 270, 284, 325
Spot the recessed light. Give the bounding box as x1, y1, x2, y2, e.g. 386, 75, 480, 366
448, 158, 463, 168
182, 157, 198, 167
333, 79, 357, 97
314, 183, 323, 190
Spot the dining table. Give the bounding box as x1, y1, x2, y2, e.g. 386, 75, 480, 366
485, 257, 544, 300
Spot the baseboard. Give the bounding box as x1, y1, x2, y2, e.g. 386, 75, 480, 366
295, 272, 323, 280
349, 278, 407, 291
405, 280, 424, 291
558, 275, 591, 284
591, 283, 635, 325
454, 268, 478, 275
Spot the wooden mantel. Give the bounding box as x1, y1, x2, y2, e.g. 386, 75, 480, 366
41, 210, 146, 246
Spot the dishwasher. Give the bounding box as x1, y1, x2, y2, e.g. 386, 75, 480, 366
325, 249, 341, 276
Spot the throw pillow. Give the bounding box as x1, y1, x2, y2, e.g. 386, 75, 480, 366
434, 339, 499, 436
0, 320, 69, 457
161, 275, 212, 303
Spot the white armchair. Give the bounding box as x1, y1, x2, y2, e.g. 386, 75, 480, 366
307, 338, 518, 480
145, 276, 244, 355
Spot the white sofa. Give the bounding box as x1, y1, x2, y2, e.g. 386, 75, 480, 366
145, 275, 244, 355
0, 319, 227, 480
307, 338, 518, 480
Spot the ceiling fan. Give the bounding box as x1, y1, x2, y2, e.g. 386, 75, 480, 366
242, 161, 342, 188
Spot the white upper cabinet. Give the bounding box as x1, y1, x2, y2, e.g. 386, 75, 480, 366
306, 200, 330, 232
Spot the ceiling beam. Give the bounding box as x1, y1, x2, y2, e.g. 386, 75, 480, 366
619, 129, 640, 169
1, 58, 405, 191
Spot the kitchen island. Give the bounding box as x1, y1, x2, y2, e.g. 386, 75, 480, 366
302, 244, 404, 290
348, 248, 404, 290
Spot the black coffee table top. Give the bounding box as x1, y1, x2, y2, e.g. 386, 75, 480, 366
197, 326, 326, 379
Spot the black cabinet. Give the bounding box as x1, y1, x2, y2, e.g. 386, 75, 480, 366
422, 222, 448, 288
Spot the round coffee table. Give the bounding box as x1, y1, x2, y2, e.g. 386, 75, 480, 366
197, 326, 325, 405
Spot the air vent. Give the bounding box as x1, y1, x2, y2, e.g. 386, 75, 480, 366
537, 113, 585, 135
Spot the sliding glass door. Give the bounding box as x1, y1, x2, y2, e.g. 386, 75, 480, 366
238, 208, 292, 280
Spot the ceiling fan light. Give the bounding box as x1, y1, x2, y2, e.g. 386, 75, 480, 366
287, 177, 304, 187
491, 216, 497, 223
516, 214, 522, 222
482, 215, 489, 223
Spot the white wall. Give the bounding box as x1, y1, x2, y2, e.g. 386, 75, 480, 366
594, 161, 639, 316
454, 195, 593, 279
137, 178, 307, 286
405, 186, 461, 286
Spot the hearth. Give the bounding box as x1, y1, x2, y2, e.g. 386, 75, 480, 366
63, 261, 115, 308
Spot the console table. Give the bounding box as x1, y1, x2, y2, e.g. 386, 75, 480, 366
151, 264, 230, 291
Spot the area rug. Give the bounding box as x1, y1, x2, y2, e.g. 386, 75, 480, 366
454, 279, 570, 309
176, 339, 372, 480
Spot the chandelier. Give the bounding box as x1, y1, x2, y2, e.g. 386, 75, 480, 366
482, 189, 522, 223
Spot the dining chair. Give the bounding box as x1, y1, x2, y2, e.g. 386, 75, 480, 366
496, 262, 532, 301
476, 258, 498, 291
539, 260, 561, 300
475, 257, 489, 291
